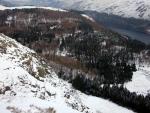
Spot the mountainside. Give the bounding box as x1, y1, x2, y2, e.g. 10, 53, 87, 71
0, 33, 135, 113
1, 0, 150, 20
83, 11, 150, 44
0, 6, 101, 34
0, 6, 123, 55
0, 5, 150, 113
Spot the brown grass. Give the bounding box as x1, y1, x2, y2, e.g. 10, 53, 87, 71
7, 106, 56, 113
44, 54, 97, 76
7, 106, 22, 113
37, 66, 47, 77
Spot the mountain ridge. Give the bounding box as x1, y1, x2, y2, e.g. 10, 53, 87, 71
0, 0, 150, 20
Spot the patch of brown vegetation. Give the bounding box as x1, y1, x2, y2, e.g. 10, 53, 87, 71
7, 106, 56, 113
44, 54, 96, 76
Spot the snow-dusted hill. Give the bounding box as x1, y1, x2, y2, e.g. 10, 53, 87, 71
0, 33, 134, 113
0, 5, 67, 12
1, 0, 150, 20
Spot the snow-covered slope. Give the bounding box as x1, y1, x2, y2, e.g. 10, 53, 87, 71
73, 0, 150, 20
0, 33, 134, 113
55, 0, 150, 20
125, 66, 150, 96
1, 0, 150, 20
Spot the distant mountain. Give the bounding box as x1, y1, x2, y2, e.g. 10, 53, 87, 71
1, 0, 150, 20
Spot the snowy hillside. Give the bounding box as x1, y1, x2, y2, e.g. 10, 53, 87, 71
0, 33, 134, 113
1, 0, 150, 20
66, 0, 150, 20
125, 66, 150, 96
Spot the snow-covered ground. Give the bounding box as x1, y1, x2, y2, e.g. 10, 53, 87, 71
0, 33, 134, 113
125, 66, 150, 96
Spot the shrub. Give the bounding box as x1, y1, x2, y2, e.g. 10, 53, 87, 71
37, 67, 46, 77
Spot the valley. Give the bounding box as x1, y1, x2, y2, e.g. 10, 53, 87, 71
109, 27, 150, 44
83, 11, 150, 44
0, 2, 150, 113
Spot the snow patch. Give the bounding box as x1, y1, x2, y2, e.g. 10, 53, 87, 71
125, 66, 150, 96
81, 14, 95, 22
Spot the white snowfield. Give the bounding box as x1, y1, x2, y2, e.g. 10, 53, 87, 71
0, 33, 134, 113
125, 66, 150, 96
0, 5, 67, 12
